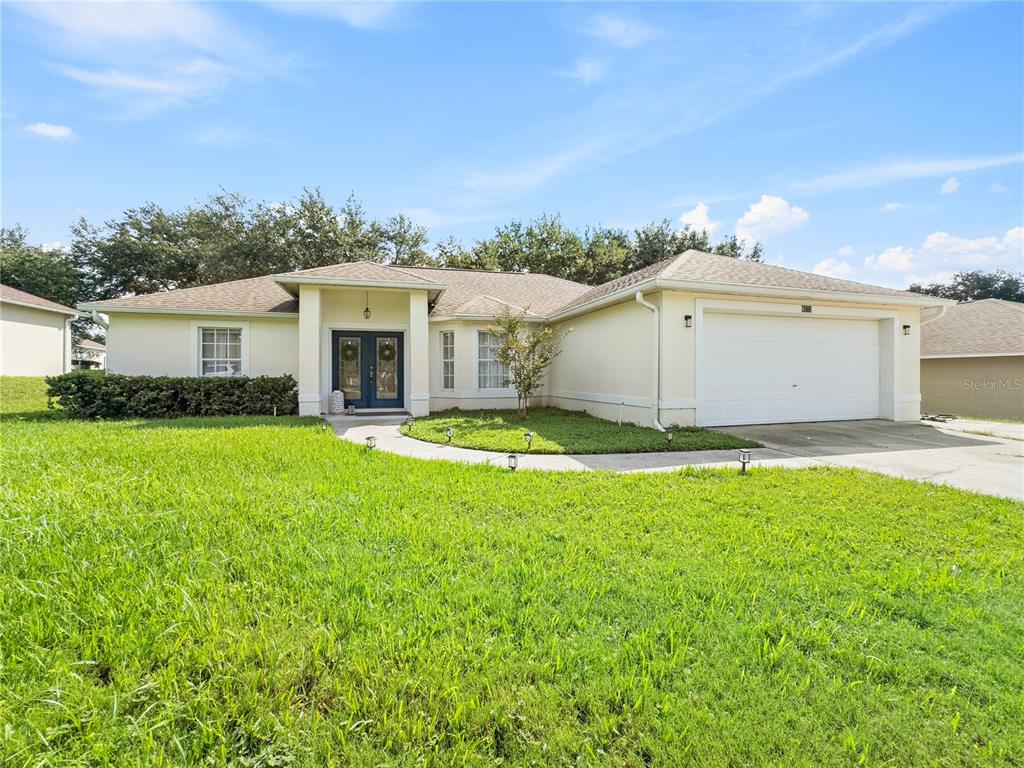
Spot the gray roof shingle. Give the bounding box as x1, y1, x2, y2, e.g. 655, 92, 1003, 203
1, 284, 80, 314
921, 298, 1024, 356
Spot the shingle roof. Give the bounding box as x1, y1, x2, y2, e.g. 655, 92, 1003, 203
83, 275, 299, 314
556, 250, 916, 314
0, 284, 79, 314
397, 266, 591, 317
76, 338, 106, 350
277, 261, 443, 286
921, 299, 1024, 356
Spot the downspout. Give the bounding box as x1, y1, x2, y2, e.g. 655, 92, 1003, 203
634, 291, 666, 432
90, 310, 109, 330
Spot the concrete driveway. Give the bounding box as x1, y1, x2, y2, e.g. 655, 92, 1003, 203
717, 420, 1024, 500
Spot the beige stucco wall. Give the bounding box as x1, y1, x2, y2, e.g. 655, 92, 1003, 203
427, 319, 529, 412
548, 299, 655, 425
106, 312, 298, 377
921, 356, 1024, 420
0, 302, 72, 376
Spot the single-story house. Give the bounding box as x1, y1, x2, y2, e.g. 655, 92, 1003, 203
72, 338, 107, 370
1, 284, 79, 376
920, 298, 1024, 420
79, 250, 947, 427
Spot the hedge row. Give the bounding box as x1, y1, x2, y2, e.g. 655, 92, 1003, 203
45, 371, 298, 419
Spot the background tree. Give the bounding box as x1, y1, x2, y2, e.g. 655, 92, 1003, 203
486, 307, 568, 418
909, 270, 1023, 303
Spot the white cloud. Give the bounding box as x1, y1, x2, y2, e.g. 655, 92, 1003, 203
793, 152, 1024, 194
989, 182, 1009, 193
864, 246, 914, 273
735, 195, 809, 242
939, 176, 960, 194
13, 2, 282, 114
862, 226, 1023, 286
24, 122, 75, 140
679, 202, 720, 237
813, 258, 855, 278
557, 58, 607, 85
836, 245, 856, 258
40, 240, 65, 252
880, 201, 903, 212
583, 14, 660, 48
265, 2, 400, 30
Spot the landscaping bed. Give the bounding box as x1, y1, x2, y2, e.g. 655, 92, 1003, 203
400, 407, 758, 454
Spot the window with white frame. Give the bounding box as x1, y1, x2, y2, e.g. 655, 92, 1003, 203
199, 327, 242, 376
441, 331, 455, 390
477, 330, 509, 389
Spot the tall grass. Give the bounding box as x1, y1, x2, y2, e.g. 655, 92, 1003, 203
1, 414, 1021, 766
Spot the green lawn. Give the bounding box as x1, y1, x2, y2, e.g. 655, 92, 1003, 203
0, 375, 60, 420
1, 383, 1022, 765
401, 407, 757, 454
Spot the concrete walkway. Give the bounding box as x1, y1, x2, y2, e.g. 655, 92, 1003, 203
327, 416, 1024, 499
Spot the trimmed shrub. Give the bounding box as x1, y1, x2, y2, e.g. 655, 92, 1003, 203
45, 371, 298, 420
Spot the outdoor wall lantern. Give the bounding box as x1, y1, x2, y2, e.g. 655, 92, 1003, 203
363, 291, 372, 320
684, 315, 693, 328
346, 404, 356, 416
524, 431, 534, 450
903, 324, 911, 336
446, 426, 454, 442
507, 453, 519, 471
365, 435, 377, 449
737, 448, 752, 473
666, 430, 674, 444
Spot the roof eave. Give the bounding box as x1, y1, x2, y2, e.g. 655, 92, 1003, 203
77, 303, 299, 318
549, 277, 955, 321
1, 296, 82, 316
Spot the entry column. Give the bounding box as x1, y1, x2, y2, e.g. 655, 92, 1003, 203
408, 290, 430, 416
297, 284, 322, 416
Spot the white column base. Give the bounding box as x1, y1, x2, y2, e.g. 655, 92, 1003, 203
298, 395, 321, 417
410, 395, 430, 417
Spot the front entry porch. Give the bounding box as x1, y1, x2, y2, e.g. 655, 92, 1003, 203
332, 331, 404, 410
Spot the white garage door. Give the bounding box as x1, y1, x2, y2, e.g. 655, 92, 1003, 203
699, 312, 881, 426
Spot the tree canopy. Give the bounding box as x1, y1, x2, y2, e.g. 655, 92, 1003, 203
2, 189, 767, 317
908, 270, 1024, 303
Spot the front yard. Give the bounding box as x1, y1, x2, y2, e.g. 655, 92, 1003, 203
401, 407, 757, 454
1, 379, 1022, 765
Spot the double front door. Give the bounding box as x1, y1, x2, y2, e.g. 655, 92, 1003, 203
332, 331, 404, 409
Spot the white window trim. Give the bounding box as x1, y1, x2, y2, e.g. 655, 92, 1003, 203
189, 320, 250, 377
476, 329, 512, 391
440, 330, 456, 391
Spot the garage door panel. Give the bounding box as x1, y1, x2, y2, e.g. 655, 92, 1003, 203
699, 312, 882, 426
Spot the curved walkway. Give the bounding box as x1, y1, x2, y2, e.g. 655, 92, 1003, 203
327, 415, 818, 474
326, 415, 1024, 499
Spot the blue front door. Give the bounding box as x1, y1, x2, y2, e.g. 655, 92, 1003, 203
332, 331, 404, 409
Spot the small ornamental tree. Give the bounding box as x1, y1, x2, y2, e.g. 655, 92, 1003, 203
486, 307, 568, 418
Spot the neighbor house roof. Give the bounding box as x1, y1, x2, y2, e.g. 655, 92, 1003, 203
0, 284, 80, 315
921, 298, 1024, 357
76, 338, 106, 351
554, 250, 937, 317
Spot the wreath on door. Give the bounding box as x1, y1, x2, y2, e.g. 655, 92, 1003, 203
341, 344, 360, 362
378, 342, 397, 362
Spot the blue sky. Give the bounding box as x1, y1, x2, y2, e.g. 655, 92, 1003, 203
3, 1, 1022, 288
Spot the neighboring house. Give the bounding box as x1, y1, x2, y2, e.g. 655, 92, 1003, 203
79, 250, 946, 427
0, 284, 79, 376
72, 338, 107, 370
920, 298, 1024, 420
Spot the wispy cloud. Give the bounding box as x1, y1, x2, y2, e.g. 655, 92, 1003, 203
939, 176, 960, 194
793, 152, 1024, 194
13, 2, 285, 115
24, 122, 75, 140
265, 2, 401, 30
583, 14, 660, 48
880, 201, 903, 212
462, 6, 944, 202
556, 58, 607, 85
